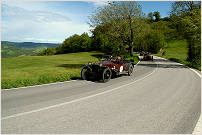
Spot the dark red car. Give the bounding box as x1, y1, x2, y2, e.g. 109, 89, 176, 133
81, 58, 134, 82
142, 52, 153, 61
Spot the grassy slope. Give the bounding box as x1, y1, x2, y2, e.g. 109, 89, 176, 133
155, 40, 200, 70
2, 51, 139, 89
1, 52, 103, 89
156, 40, 188, 61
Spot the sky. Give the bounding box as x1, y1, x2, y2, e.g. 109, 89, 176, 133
1, 1, 173, 43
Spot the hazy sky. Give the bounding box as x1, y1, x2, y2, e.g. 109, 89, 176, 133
1, 1, 173, 43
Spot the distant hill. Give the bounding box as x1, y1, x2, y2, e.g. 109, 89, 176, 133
1, 44, 37, 58
1, 41, 60, 58
1, 41, 60, 49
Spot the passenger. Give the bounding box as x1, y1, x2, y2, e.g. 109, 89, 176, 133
109, 55, 115, 61
116, 56, 123, 63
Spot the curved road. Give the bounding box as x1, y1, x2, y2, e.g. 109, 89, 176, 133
1, 56, 201, 134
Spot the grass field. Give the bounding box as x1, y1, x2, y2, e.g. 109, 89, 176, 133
155, 40, 201, 70
1, 51, 139, 89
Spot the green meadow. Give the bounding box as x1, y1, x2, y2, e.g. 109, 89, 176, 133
1, 51, 139, 89
1, 52, 103, 89
156, 40, 188, 61
155, 40, 200, 70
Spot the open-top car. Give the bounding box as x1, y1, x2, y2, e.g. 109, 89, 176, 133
81, 57, 135, 82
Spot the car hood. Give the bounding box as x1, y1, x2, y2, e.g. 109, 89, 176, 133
96, 61, 113, 66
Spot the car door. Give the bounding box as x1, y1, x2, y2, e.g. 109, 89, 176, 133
113, 61, 124, 72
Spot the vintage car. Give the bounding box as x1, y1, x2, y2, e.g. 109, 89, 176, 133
139, 51, 145, 56
142, 52, 153, 61
81, 57, 134, 82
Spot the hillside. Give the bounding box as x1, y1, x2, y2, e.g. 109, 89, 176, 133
155, 40, 200, 70
156, 40, 188, 61
1, 44, 37, 58
1, 52, 103, 89
1, 41, 60, 58
1, 41, 59, 49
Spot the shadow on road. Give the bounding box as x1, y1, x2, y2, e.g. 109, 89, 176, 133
154, 58, 171, 62
138, 63, 187, 68
70, 77, 82, 80
139, 58, 187, 69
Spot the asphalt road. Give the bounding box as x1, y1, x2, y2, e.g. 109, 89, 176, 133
1, 56, 201, 134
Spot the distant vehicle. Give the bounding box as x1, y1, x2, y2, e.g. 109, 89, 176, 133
139, 51, 145, 56
81, 57, 135, 82
142, 52, 153, 61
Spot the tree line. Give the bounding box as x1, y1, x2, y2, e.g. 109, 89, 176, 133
38, 1, 200, 65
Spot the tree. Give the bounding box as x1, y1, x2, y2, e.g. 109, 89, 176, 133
57, 33, 92, 54
170, 1, 201, 64
178, 9, 201, 63
147, 12, 154, 22
80, 33, 92, 51
89, 1, 144, 56
37, 47, 56, 56
151, 20, 173, 41
55, 45, 63, 54
134, 24, 165, 53
145, 30, 165, 53
153, 11, 161, 22
162, 17, 170, 21
171, 1, 201, 16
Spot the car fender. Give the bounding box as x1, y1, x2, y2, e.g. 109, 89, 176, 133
83, 64, 92, 72
126, 63, 134, 71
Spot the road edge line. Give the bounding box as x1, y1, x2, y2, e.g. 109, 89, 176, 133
2, 80, 78, 91
155, 56, 201, 134
192, 115, 201, 134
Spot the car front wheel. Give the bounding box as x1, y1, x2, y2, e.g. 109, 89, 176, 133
81, 67, 90, 80
128, 64, 133, 76
102, 68, 112, 82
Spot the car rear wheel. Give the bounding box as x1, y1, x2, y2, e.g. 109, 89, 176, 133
81, 67, 89, 80
128, 64, 133, 76
102, 68, 112, 82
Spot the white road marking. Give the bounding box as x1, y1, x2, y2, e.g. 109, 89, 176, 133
2, 80, 77, 91
155, 56, 201, 134
135, 61, 140, 67
2, 60, 157, 120
192, 115, 201, 134
189, 68, 201, 78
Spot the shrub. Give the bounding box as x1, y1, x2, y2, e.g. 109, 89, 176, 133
37, 48, 56, 56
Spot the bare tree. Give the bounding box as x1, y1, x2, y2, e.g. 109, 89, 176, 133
171, 1, 201, 16
89, 1, 144, 56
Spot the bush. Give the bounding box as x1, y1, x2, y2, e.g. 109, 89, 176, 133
58, 33, 92, 54
37, 48, 56, 56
